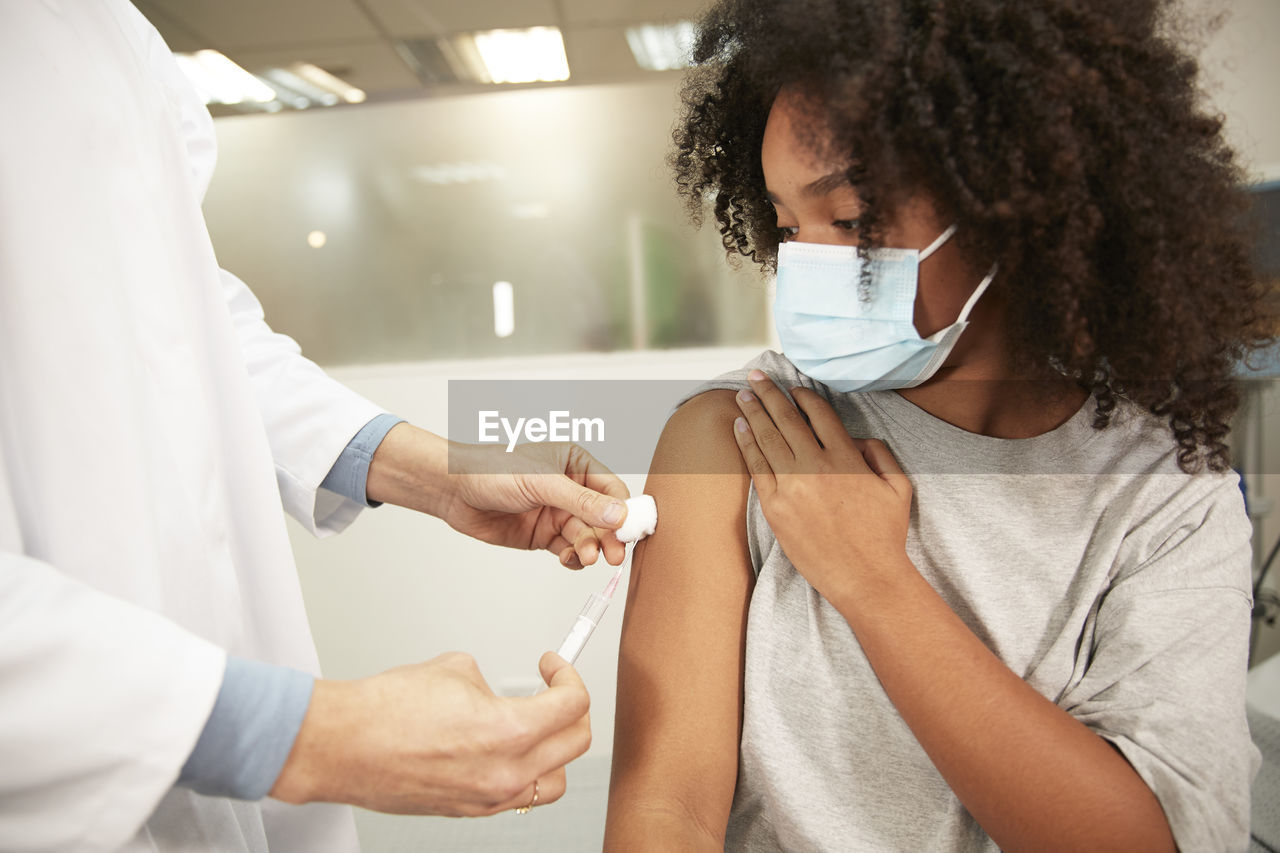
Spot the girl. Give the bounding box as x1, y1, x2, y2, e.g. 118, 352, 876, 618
606, 1, 1274, 850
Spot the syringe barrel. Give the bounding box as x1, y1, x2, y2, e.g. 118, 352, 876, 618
578, 592, 610, 624
556, 593, 610, 664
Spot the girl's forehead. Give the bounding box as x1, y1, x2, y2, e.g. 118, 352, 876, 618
763, 91, 847, 176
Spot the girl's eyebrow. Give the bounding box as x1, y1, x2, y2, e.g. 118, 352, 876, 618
803, 170, 853, 197
765, 170, 852, 204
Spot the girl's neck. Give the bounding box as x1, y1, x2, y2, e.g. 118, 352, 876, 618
895, 298, 1089, 439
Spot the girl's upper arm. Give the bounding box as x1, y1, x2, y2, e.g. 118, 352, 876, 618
605, 389, 754, 850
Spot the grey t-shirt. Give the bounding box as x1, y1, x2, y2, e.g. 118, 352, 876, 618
687, 350, 1259, 853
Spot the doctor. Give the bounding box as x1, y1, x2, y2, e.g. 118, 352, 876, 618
0, 1, 628, 851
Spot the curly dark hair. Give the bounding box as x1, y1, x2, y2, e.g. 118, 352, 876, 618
673, 0, 1276, 472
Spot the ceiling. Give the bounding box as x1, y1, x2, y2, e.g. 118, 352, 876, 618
133, 0, 714, 111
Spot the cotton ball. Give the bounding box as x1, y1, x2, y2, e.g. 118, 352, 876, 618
615, 495, 657, 543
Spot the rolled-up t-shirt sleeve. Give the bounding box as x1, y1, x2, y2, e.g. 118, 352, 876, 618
1059, 478, 1260, 852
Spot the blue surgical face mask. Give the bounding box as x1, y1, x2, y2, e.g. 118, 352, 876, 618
773, 224, 996, 392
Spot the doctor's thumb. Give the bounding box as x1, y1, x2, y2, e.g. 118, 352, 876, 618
538, 477, 628, 530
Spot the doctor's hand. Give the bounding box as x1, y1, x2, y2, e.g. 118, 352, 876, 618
443, 441, 631, 569
270, 651, 590, 816
731, 370, 914, 609
366, 423, 630, 569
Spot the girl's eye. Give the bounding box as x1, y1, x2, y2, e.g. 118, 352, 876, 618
834, 219, 858, 231
777, 226, 799, 242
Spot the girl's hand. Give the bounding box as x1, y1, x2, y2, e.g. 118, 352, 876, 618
732, 370, 913, 606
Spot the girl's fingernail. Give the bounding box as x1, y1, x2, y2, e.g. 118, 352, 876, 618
748, 369, 766, 381
738, 389, 755, 403
735, 417, 750, 433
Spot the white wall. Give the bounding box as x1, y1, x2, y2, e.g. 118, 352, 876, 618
1198, 0, 1280, 179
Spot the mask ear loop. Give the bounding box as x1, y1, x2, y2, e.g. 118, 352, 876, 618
917, 222, 995, 323
918, 224, 959, 261
905, 261, 1001, 387
955, 263, 999, 324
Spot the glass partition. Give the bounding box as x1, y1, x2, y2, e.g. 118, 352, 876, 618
203, 80, 771, 366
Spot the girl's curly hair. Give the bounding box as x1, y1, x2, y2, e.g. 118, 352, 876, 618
673, 0, 1276, 472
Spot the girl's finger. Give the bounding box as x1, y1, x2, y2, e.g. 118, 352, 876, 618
733, 416, 777, 497
735, 386, 795, 470
790, 387, 867, 467
856, 438, 913, 498
746, 370, 821, 456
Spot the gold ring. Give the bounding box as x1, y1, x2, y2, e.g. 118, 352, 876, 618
514, 779, 539, 815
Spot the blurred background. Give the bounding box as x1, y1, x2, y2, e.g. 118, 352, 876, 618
135, 0, 1280, 849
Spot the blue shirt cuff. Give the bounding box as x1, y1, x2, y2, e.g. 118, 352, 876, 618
177, 656, 315, 800
320, 413, 405, 507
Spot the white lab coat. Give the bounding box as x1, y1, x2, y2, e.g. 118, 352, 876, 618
0, 2, 382, 850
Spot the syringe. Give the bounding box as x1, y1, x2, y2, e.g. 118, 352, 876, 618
534, 495, 656, 692
531, 562, 626, 695
554, 564, 626, 665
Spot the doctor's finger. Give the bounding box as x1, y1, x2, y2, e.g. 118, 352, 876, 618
570, 447, 631, 504
546, 534, 580, 569
512, 659, 592, 774
530, 472, 630, 533
597, 532, 627, 567
432, 651, 498, 694
512, 711, 590, 795
554, 516, 623, 568
559, 517, 602, 568
479, 767, 568, 816
507, 654, 591, 742
557, 445, 631, 528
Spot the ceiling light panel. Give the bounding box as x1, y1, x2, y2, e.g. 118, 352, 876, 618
258, 68, 335, 108
288, 62, 367, 103
174, 50, 276, 105
625, 21, 695, 71
470, 27, 570, 84
361, 0, 559, 38
232, 42, 422, 95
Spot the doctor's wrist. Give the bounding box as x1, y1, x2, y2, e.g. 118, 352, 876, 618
365, 422, 454, 518
269, 678, 354, 805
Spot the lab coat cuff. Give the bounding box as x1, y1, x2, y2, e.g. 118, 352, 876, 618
176, 656, 315, 801
319, 413, 405, 508
280, 395, 386, 538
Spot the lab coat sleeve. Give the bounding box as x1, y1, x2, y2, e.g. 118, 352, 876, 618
320, 413, 407, 507
0, 555, 225, 853
220, 268, 386, 537
143, 6, 386, 537
178, 656, 315, 800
